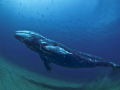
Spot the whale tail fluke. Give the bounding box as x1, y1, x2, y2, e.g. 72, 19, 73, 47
111, 65, 120, 76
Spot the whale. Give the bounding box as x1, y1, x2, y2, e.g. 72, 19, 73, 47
14, 30, 120, 75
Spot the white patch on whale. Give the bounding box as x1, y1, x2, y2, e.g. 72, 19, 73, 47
45, 45, 72, 55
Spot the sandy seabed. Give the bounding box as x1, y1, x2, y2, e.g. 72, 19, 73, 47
0, 57, 120, 90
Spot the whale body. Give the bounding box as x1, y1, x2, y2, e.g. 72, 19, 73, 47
14, 30, 120, 74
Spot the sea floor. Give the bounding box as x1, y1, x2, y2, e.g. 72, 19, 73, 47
0, 57, 120, 90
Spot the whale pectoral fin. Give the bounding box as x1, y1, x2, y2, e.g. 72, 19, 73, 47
43, 60, 52, 71
39, 55, 52, 71
111, 65, 120, 76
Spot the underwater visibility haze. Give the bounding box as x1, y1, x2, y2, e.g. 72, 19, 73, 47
0, 0, 120, 90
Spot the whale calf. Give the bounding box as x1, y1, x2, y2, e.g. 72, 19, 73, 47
14, 30, 120, 74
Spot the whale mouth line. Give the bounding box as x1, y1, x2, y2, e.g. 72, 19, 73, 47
15, 30, 31, 35
14, 30, 32, 36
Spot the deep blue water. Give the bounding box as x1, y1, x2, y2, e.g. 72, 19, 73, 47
0, 0, 120, 82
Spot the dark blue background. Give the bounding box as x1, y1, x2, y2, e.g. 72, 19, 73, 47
0, 0, 120, 82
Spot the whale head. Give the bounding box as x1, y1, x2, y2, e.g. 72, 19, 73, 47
14, 30, 45, 51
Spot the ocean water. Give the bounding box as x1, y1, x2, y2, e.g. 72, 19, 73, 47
0, 0, 120, 90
